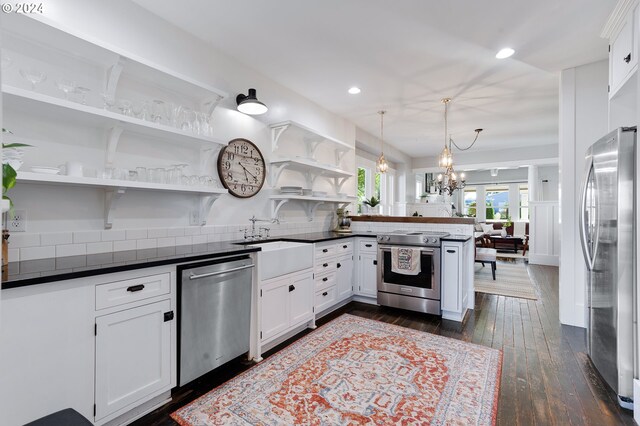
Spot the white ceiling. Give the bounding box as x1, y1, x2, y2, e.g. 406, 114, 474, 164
132, 0, 615, 158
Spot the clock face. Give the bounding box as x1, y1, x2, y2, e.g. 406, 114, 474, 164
217, 138, 266, 198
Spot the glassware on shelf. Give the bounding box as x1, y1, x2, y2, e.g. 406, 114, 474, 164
19, 68, 46, 91
117, 99, 133, 116
55, 79, 77, 100
72, 86, 91, 105
151, 99, 166, 124
128, 170, 138, 181
188, 175, 200, 186
180, 108, 195, 132
166, 166, 183, 185
169, 103, 183, 128
149, 167, 166, 184
135, 167, 147, 182
102, 167, 114, 180
101, 92, 115, 111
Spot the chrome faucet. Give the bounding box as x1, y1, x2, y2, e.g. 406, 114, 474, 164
246, 215, 279, 240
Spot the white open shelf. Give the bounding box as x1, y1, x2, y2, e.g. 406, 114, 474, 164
269, 157, 354, 190
269, 120, 354, 157
270, 193, 356, 221
3, 85, 226, 148
18, 172, 228, 228
3, 13, 227, 103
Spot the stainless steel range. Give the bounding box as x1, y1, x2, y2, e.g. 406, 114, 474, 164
376, 231, 449, 315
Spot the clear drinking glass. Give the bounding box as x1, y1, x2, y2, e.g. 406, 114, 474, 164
20, 68, 46, 91
101, 92, 115, 110
188, 175, 199, 186
117, 99, 133, 116
72, 87, 91, 105
135, 167, 147, 182
150, 168, 166, 184
166, 166, 182, 185
151, 100, 166, 124
55, 79, 77, 100
102, 167, 114, 180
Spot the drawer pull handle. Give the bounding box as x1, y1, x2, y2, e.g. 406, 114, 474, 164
164, 311, 174, 322
322, 249, 328, 253
323, 263, 328, 267
446, 249, 456, 253
337, 263, 341, 268
365, 244, 372, 247
322, 292, 328, 296
322, 277, 328, 282
625, 53, 632, 63
342, 245, 348, 249
373, 260, 377, 265
289, 285, 295, 292
127, 284, 145, 292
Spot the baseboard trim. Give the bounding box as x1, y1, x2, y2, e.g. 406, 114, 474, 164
529, 254, 559, 266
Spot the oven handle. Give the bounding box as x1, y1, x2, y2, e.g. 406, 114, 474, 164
379, 247, 436, 254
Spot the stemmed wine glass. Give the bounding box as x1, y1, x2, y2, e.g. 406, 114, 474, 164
19, 68, 46, 91
56, 79, 77, 100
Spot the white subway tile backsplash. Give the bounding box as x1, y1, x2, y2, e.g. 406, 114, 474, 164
126, 229, 148, 240
157, 237, 176, 247
41, 232, 73, 246
201, 226, 216, 235
113, 240, 136, 252
56, 243, 87, 257
86, 241, 113, 255
10, 233, 41, 248
192, 235, 207, 245
73, 230, 101, 244
8, 248, 19, 262
101, 230, 126, 241
167, 227, 185, 237
147, 228, 168, 238
184, 227, 201, 236
176, 236, 192, 246
136, 239, 157, 250
207, 234, 217, 243
21, 246, 55, 260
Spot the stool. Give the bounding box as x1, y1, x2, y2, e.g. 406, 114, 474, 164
475, 247, 497, 280
25, 408, 92, 426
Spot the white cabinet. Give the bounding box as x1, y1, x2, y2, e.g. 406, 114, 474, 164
95, 300, 172, 421
336, 254, 354, 300
260, 269, 314, 344
605, 2, 639, 98
440, 240, 471, 322
357, 252, 378, 297
354, 238, 378, 299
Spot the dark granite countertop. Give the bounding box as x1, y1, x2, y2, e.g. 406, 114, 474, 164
2, 232, 376, 289
441, 234, 473, 242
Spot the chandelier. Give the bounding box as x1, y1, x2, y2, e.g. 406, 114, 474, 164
376, 110, 388, 173
436, 98, 482, 195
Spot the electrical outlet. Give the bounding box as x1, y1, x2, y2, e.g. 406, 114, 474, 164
189, 210, 200, 226
7, 209, 26, 232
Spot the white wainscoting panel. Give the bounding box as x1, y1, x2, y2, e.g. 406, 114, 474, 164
529, 201, 560, 266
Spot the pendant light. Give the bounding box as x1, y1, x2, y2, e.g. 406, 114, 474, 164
438, 99, 453, 168
236, 88, 268, 115
376, 110, 388, 173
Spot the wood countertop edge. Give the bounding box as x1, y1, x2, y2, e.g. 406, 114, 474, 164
348, 215, 475, 224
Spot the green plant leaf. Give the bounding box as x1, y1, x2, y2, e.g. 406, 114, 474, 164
3, 163, 17, 193
2, 143, 32, 149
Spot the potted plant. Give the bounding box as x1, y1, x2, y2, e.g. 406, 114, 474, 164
362, 196, 381, 215
503, 216, 514, 236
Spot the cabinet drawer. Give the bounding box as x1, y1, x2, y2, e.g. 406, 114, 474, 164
336, 240, 353, 254
315, 259, 336, 275
315, 285, 337, 313
359, 240, 377, 253
315, 244, 336, 259
315, 271, 336, 291
96, 273, 171, 310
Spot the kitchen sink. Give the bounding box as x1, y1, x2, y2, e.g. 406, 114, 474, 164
247, 241, 313, 280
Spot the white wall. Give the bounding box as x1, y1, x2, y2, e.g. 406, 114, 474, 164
537, 165, 560, 201
3, 0, 360, 258
559, 59, 609, 328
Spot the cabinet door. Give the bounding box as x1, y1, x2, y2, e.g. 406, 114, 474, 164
95, 299, 172, 421
336, 254, 354, 300
611, 12, 636, 94
289, 272, 314, 326
358, 253, 378, 297
261, 277, 290, 341
441, 245, 460, 313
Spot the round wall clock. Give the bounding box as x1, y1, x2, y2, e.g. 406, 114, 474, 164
217, 138, 266, 198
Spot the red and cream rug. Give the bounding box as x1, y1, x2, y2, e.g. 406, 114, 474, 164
172, 314, 502, 425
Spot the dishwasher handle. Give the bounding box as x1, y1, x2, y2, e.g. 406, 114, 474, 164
188, 263, 254, 280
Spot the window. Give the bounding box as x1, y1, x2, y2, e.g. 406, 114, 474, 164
357, 167, 367, 214
485, 185, 509, 221
375, 173, 381, 200
519, 184, 529, 221
462, 187, 477, 217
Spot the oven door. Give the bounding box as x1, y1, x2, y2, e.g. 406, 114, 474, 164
377, 245, 440, 300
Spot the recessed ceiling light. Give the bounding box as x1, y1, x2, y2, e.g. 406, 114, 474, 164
496, 48, 515, 59
348, 86, 361, 95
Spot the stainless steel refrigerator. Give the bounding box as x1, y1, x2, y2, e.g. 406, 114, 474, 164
580, 127, 636, 408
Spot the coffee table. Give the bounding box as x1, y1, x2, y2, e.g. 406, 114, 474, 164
489, 235, 523, 253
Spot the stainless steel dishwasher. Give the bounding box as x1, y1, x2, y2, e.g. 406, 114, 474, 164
179, 255, 254, 386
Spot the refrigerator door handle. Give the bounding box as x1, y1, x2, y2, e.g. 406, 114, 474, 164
579, 157, 595, 271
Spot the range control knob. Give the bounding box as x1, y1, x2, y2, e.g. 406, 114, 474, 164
384, 236, 391, 241
431, 238, 438, 243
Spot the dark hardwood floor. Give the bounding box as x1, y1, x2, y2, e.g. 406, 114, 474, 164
135, 262, 633, 425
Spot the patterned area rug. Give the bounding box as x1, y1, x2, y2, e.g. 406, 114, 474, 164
172, 314, 502, 425
475, 260, 538, 300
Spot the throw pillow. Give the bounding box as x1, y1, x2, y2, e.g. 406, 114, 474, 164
481, 224, 493, 234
